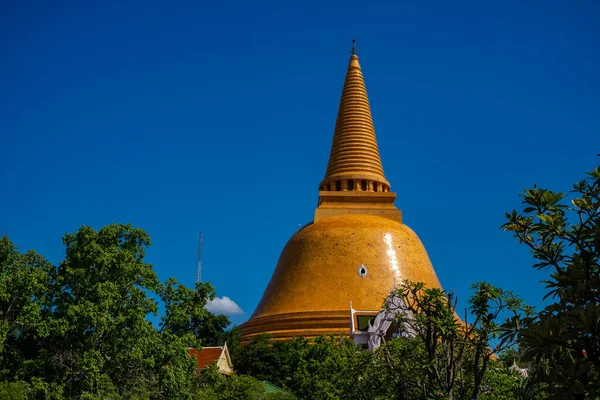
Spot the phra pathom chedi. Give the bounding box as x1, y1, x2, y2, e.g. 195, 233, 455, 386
240, 42, 446, 345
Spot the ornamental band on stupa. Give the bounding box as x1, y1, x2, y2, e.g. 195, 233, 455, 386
240, 42, 445, 343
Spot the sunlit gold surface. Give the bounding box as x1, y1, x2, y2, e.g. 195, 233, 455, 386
240, 214, 442, 341
320, 55, 390, 192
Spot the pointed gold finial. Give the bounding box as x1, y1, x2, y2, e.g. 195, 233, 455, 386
319, 43, 390, 194
315, 43, 400, 223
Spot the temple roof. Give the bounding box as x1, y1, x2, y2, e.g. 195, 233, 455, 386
188, 344, 233, 375
321, 51, 390, 191
189, 347, 222, 369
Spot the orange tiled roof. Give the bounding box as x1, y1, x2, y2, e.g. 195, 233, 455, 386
188, 347, 223, 369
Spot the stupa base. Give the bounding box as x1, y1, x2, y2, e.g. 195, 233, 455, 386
239, 310, 350, 344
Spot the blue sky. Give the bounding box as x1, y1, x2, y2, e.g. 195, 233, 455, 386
1, 0, 598, 326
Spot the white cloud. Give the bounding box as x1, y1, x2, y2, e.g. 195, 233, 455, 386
206, 296, 244, 315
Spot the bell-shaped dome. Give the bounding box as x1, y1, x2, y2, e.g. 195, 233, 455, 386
241, 214, 442, 341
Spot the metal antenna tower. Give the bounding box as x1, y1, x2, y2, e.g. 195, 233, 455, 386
196, 232, 203, 283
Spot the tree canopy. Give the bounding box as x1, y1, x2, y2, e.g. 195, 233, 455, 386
0, 224, 230, 399
503, 165, 600, 398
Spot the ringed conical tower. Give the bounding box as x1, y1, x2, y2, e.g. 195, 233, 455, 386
240, 44, 443, 342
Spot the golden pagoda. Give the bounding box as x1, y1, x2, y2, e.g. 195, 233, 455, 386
240, 43, 444, 342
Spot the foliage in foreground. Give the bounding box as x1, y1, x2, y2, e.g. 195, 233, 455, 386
195, 364, 295, 400
503, 165, 600, 399
234, 280, 537, 400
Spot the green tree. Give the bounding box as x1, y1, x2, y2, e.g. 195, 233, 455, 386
50, 224, 165, 397
368, 335, 429, 399
234, 334, 281, 382
0, 224, 232, 399
502, 165, 600, 399
194, 366, 289, 400
287, 335, 357, 399
0, 381, 28, 400
158, 278, 230, 345
235, 287, 529, 400
0, 237, 54, 382
235, 334, 362, 399
388, 280, 530, 399
212, 374, 265, 399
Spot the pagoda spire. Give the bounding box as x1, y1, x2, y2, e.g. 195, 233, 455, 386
320, 43, 390, 193
315, 43, 400, 223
